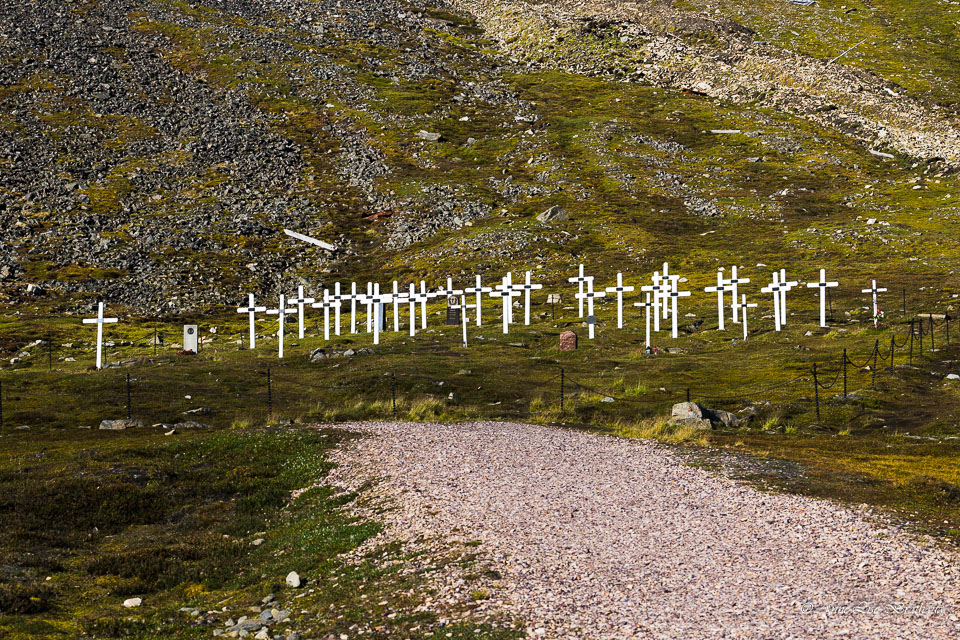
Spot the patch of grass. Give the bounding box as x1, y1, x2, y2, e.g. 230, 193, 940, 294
614, 416, 710, 445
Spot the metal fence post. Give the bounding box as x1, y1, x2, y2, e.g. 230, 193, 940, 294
813, 363, 820, 422
872, 340, 878, 386
930, 316, 936, 352
391, 373, 397, 417
909, 320, 914, 365
842, 348, 847, 399
686, 388, 691, 403
889, 336, 895, 372
126, 373, 132, 419
560, 369, 565, 413
919, 318, 924, 353
267, 367, 273, 419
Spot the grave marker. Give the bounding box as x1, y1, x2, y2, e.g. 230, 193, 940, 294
568, 264, 594, 318
574, 282, 606, 339
806, 269, 839, 328
862, 280, 887, 327
633, 291, 655, 348
640, 271, 666, 333
605, 272, 635, 329
722, 266, 750, 323
266, 295, 291, 359
666, 281, 691, 339
311, 290, 339, 341
289, 285, 316, 340
704, 271, 730, 331
736, 295, 759, 341
82, 302, 118, 371
517, 271, 543, 325
237, 293, 266, 349
761, 273, 784, 332
183, 325, 199, 353
490, 275, 522, 334
778, 269, 799, 326
464, 275, 493, 326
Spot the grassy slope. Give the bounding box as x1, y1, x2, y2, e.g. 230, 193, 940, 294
0, 427, 520, 638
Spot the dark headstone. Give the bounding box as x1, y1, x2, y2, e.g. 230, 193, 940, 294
445, 296, 461, 325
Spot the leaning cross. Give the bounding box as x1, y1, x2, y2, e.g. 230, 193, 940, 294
704, 270, 730, 331
82, 301, 118, 370
605, 272, 635, 329
722, 266, 750, 323
861, 280, 887, 327
237, 293, 266, 350
568, 264, 594, 318
288, 285, 316, 340
806, 269, 839, 328
736, 294, 759, 341
266, 294, 291, 359
633, 291, 655, 348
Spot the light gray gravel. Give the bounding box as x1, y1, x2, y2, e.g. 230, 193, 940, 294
326, 421, 960, 639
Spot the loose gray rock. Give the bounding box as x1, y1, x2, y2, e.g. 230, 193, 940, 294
536, 204, 569, 223
416, 130, 442, 142
99, 419, 145, 430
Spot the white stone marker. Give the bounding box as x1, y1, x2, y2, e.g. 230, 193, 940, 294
574, 282, 606, 339
862, 280, 887, 327
288, 285, 316, 340
464, 275, 492, 326
83, 302, 118, 371
704, 270, 730, 331
633, 292, 655, 348
237, 293, 266, 349
761, 272, 784, 332
666, 281, 691, 339
806, 269, 839, 328
736, 294, 759, 341
490, 275, 522, 334
568, 264, 594, 318
266, 294, 291, 359
183, 325, 199, 353
517, 271, 543, 325
640, 271, 667, 333
722, 266, 750, 323
605, 272, 635, 329
778, 269, 799, 326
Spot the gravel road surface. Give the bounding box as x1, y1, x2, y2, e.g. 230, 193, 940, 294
327, 421, 960, 639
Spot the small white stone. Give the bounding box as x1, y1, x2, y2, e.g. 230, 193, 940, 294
285, 571, 301, 588
122, 597, 142, 608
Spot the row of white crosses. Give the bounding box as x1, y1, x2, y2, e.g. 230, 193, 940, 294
237, 273, 544, 357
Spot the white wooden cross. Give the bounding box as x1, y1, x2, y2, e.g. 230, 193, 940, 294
736, 294, 759, 341
704, 270, 730, 331
458, 295, 478, 347
345, 282, 360, 334
722, 266, 750, 323
391, 281, 402, 332
266, 294, 291, 359
288, 285, 316, 340
464, 275, 492, 326
806, 269, 839, 328
574, 282, 606, 339
605, 273, 635, 329
417, 280, 432, 329
640, 271, 666, 333
659, 263, 677, 320
568, 264, 594, 318
406, 283, 421, 337
515, 271, 543, 325
778, 269, 799, 326
490, 275, 522, 334
666, 281, 691, 339
310, 290, 338, 341
368, 283, 395, 345
862, 280, 887, 327
760, 272, 784, 332
82, 301, 118, 370
237, 293, 266, 349
363, 282, 375, 333
328, 282, 345, 336
633, 291, 655, 348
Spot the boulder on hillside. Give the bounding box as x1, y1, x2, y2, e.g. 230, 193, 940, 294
537, 205, 569, 223
670, 402, 740, 430
99, 419, 144, 430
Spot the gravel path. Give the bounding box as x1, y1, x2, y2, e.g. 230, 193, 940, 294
327, 421, 960, 639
